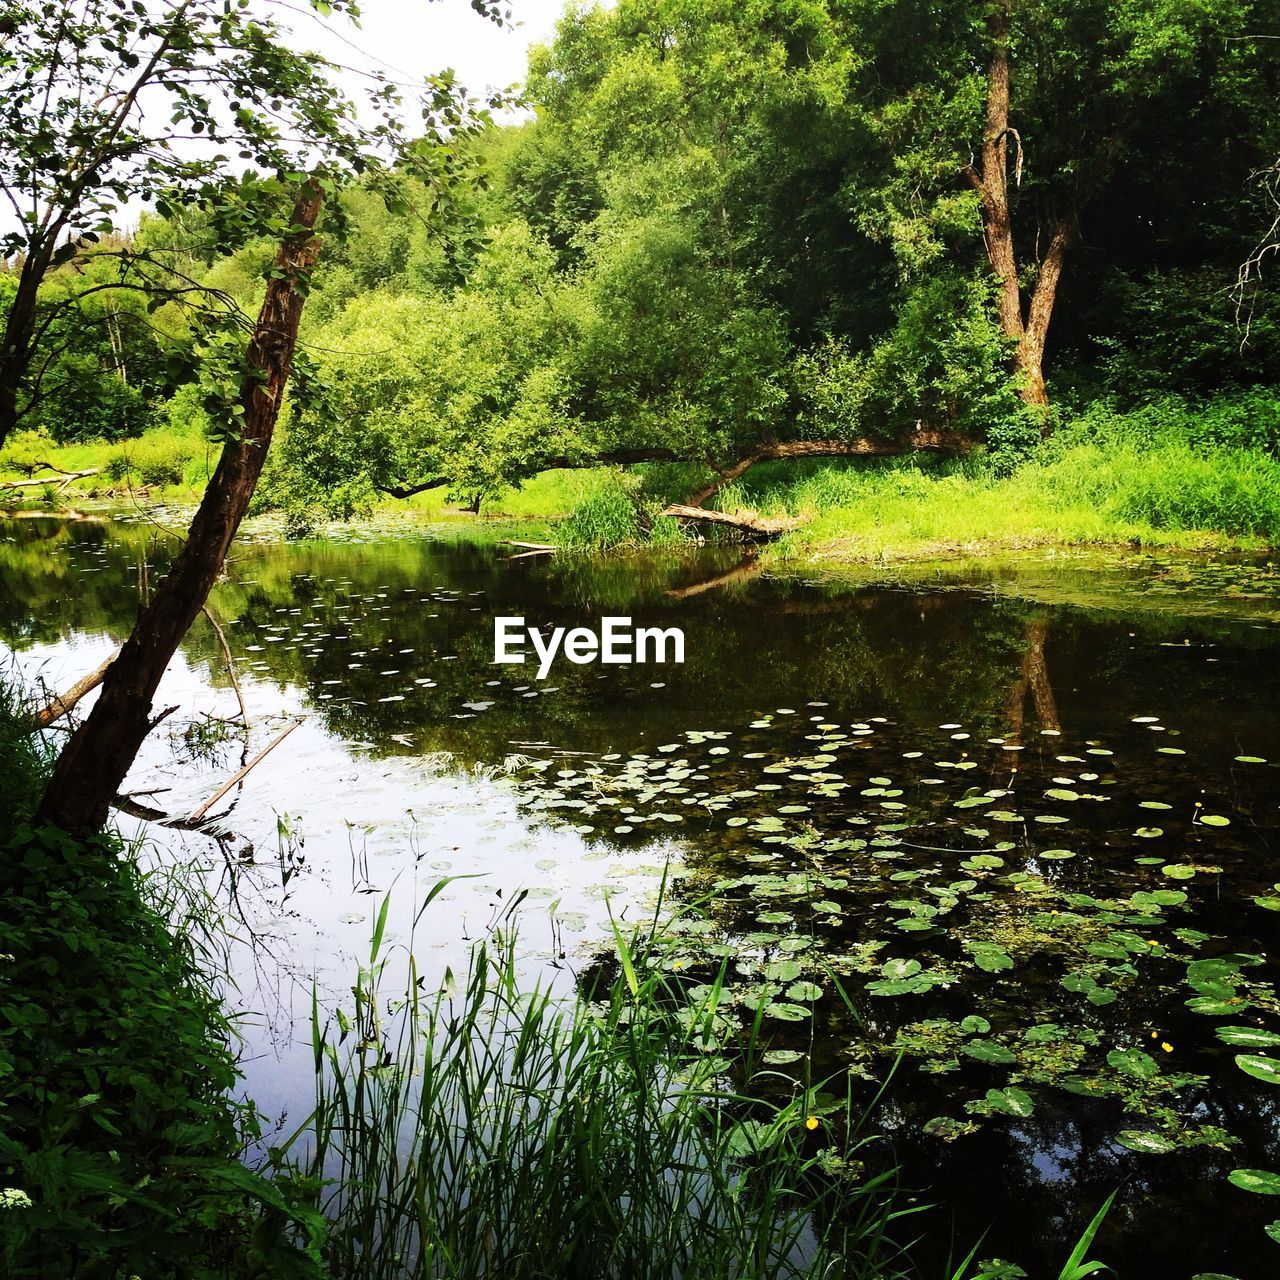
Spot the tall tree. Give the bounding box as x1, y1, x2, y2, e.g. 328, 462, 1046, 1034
0, 0, 482, 447
34, 179, 324, 836
22, 0, 505, 837
846, 0, 1280, 413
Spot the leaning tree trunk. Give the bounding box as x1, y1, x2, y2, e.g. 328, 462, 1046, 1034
34, 180, 324, 838
0, 252, 48, 449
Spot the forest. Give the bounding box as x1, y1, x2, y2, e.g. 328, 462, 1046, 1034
5, 0, 1280, 551
5, 2, 1280, 1279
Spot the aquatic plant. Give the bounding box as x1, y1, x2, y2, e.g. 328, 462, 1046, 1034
285, 884, 911, 1280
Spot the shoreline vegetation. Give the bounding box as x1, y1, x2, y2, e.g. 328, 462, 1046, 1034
0, 680, 1115, 1280
5, 390, 1280, 567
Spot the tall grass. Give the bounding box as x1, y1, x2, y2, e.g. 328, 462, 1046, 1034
0, 673, 53, 840
558, 470, 690, 550
280, 885, 1119, 1280
285, 888, 913, 1280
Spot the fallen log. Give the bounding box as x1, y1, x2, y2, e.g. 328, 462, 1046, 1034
375, 431, 977, 504
0, 466, 100, 491
31, 650, 119, 730
661, 504, 800, 539
187, 717, 303, 823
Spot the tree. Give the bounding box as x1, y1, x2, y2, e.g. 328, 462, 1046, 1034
845, 0, 1280, 414
35, 179, 324, 837
25, 1, 505, 837
0, 0, 493, 448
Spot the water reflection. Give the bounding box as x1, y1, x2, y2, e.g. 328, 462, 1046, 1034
4, 516, 1280, 1277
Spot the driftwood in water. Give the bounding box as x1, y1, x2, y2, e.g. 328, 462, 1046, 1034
187, 718, 303, 823
661, 504, 799, 539
31, 650, 119, 729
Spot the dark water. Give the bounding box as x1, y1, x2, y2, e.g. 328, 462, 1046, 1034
5, 514, 1280, 1278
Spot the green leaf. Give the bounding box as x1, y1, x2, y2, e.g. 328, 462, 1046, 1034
1107, 1048, 1158, 1080
963, 1039, 1017, 1065
984, 1086, 1034, 1117
1235, 1055, 1280, 1085
1057, 1190, 1116, 1280
1116, 1129, 1178, 1154
1216, 1027, 1280, 1049
1228, 1168, 1280, 1195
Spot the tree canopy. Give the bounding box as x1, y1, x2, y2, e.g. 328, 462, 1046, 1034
5, 0, 1280, 512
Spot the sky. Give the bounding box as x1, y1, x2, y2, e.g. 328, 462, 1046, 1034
2, 0, 574, 241
290, 0, 569, 108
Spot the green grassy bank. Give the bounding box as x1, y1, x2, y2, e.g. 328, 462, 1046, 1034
5, 392, 1278, 564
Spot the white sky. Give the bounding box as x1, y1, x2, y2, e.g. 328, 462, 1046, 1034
294, 0, 570, 102
2, 0, 573, 241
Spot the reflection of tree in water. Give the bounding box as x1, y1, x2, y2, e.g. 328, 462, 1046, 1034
1004, 615, 1060, 738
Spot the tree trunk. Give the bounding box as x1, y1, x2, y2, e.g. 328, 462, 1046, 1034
679, 431, 973, 507
34, 181, 324, 838
0, 253, 47, 448
962, 5, 1074, 418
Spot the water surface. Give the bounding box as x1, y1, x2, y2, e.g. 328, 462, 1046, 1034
4, 515, 1280, 1278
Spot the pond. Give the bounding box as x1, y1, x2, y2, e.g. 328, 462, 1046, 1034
4, 513, 1280, 1279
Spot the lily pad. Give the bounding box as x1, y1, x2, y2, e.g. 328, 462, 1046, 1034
1228, 1169, 1280, 1195
1116, 1130, 1178, 1154
1236, 1055, 1280, 1085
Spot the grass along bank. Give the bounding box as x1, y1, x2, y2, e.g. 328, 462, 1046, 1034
7, 393, 1279, 562
0, 682, 325, 1279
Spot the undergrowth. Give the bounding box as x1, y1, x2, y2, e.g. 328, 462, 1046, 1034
0, 684, 322, 1280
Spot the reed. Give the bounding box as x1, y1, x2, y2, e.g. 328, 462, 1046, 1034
283, 885, 915, 1280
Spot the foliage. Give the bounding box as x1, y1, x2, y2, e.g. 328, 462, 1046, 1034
796, 272, 1036, 465
0, 678, 52, 832
554, 470, 684, 550
286, 889, 908, 1280
283, 222, 580, 510
0, 0, 507, 447
0, 670, 324, 1278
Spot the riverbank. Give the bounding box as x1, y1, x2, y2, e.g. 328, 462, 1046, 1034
5, 393, 1280, 566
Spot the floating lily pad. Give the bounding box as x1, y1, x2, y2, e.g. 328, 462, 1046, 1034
1228, 1169, 1280, 1195
1117, 1130, 1178, 1154
1236, 1055, 1280, 1085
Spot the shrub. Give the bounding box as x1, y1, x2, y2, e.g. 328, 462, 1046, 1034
31, 355, 149, 444
0, 826, 325, 1278
0, 680, 322, 1279
558, 471, 645, 549
101, 433, 199, 488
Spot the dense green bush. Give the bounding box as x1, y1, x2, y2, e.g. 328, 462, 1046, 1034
794, 272, 1038, 471
1059, 389, 1280, 456
558, 470, 691, 550
0, 689, 322, 1279
102, 434, 200, 488
30, 355, 150, 444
